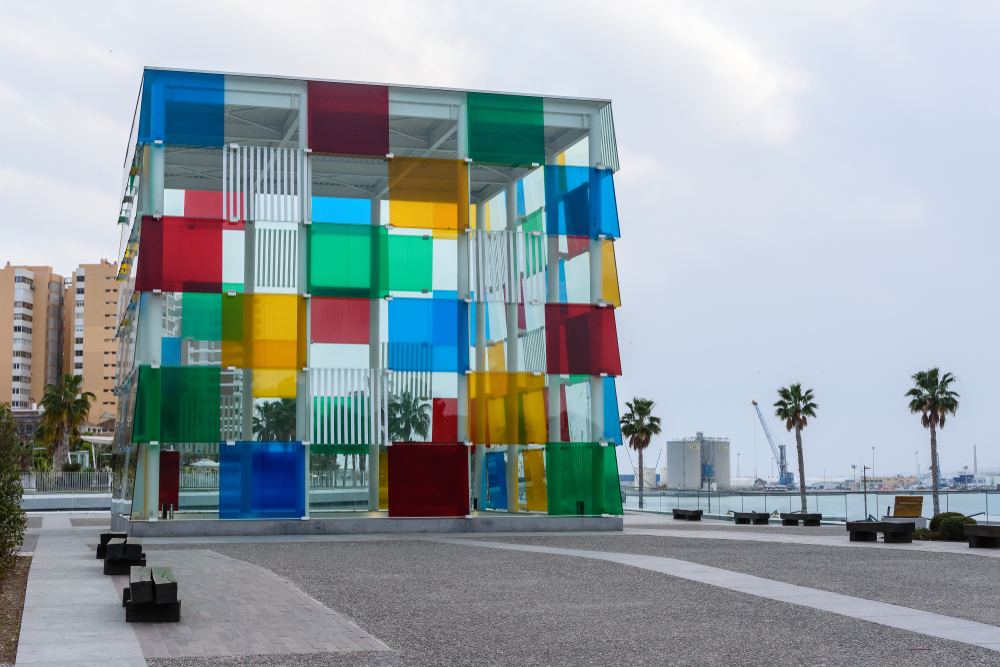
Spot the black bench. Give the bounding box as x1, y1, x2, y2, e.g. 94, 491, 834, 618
104, 537, 146, 575
780, 513, 823, 527
965, 525, 1000, 548
733, 512, 770, 525
672, 509, 703, 521
123, 566, 181, 622
846, 521, 915, 543
96, 532, 127, 560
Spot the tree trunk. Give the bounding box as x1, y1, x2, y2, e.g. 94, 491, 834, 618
930, 420, 940, 516
638, 447, 644, 509
53, 422, 70, 474
795, 425, 807, 512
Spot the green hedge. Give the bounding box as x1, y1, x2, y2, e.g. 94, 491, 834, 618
929, 512, 965, 532
939, 515, 976, 541
0, 404, 27, 580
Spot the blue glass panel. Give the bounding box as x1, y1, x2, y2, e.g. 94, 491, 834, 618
516, 181, 526, 216
388, 299, 469, 372
161, 338, 181, 366
312, 197, 370, 225
219, 442, 261, 519
603, 377, 623, 447
137, 69, 225, 146
486, 451, 507, 510
259, 442, 306, 519
543, 166, 621, 238
219, 441, 305, 519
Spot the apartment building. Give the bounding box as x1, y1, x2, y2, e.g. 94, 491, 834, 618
63, 260, 120, 423
0, 263, 65, 409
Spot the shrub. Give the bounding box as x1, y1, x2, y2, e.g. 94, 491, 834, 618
0, 405, 27, 582
939, 515, 976, 541
913, 527, 933, 541
929, 512, 965, 532
62, 462, 82, 473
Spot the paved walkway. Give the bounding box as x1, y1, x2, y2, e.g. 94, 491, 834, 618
110, 550, 388, 659
430, 536, 1000, 652
16, 514, 146, 667
19, 515, 388, 665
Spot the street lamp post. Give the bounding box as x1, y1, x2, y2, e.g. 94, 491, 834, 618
737, 453, 740, 478
871, 446, 875, 484
862, 465, 870, 520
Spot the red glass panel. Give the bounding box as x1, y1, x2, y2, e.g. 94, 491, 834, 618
545, 304, 622, 376
387, 444, 469, 517
311, 297, 370, 344
135, 216, 223, 293
432, 398, 457, 442
184, 190, 223, 219
308, 81, 389, 156
158, 450, 180, 513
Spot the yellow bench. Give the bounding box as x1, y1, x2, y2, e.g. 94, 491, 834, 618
892, 496, 923, 518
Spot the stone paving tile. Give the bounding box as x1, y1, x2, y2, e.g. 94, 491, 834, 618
109, 549, 389, 659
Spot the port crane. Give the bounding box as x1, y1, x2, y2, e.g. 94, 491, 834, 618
752, 400, 795, 488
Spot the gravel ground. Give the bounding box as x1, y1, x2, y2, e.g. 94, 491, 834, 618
145, 539, 998, 667
69, 518, 112, 527
467, 534, 1000, 626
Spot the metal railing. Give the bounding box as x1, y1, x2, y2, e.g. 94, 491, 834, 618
21, 471, 113, 494
622, 488, 998, 523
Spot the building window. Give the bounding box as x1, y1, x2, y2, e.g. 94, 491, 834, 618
76, 337, 83, 344
75, 363, 83, 369
75, 350, 83, 357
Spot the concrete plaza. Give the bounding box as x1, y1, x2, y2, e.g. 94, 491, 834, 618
17, 511, 1000, 666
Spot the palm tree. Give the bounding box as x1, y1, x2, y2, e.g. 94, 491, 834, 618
620, 398, 661, 510
774, 384, 818, 512
253, 398, 297, 441
40, 374, 95, 473
388, 391, 430, 442
906, 368, 959, 516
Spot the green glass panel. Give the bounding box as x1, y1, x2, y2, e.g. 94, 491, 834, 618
308, 223, 388, 298
132, 366, 161, 443
521, 209, 544, 234
388, 234, 432, 292
131, 365, 221, 444
161, 366, 221, 443
545, 443, 622, 516
221, 292, 244, 342
467, 92, 544, 166
181, 293, 221, 341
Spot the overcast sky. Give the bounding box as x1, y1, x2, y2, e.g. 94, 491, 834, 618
2, 1, 997, 481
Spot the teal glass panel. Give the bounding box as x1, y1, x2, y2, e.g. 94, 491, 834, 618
467, 93, 545, 166
388, 234, 433, 293
181, 293, 222, 341
307, 223, 388, 298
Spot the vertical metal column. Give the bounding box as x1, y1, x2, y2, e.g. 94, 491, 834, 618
241, 216, 256, 441
473, 201, 487, 510
456, 103, 472, 512
505, 181, 520, 513
368, 196, 382, 511
589, 114, 604, 445
299, 149, 311, 518
545, 156, 561, 443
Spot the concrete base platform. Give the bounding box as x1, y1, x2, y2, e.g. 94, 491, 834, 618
112, 513, 623, 537
22, 493, 111, 511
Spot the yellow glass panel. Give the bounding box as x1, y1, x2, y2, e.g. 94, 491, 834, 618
468, 372, 547, 445
379, 451, 388, 510
523, 449, 547, 512
253, 369, 297, 398
388, 158, 468, 230
601, 240, 622, 308
221, 294, 303, 369
486, 340, 506, 372
432, 229, 458, 240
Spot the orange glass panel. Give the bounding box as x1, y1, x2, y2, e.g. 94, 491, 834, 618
388, 158, 468, 230
468, 372, 546, 445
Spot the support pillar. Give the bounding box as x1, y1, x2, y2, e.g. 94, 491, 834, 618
472, 200, 487, 510
368, 197, 382, 511
505, 181, 520, 513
